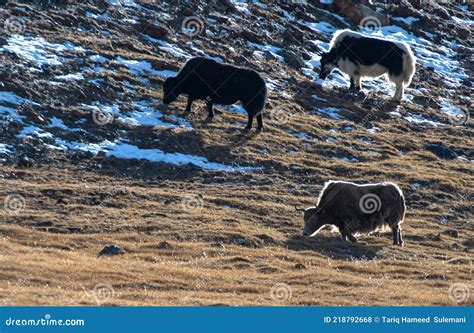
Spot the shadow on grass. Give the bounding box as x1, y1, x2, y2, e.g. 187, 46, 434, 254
284, 234, 383, 260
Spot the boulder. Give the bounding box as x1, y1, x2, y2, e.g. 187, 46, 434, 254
426, 144, 457, 160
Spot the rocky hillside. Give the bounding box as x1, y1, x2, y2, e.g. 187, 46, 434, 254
0, 0, 472, 306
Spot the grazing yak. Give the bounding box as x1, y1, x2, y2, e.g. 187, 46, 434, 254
319, 29, 416, 101
297, 181, 406, 246
162, 57, 267, 132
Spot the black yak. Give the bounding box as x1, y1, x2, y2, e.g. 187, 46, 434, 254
162, 57, 267, 131
319, 29, 416, 101
297, 181, 406, 246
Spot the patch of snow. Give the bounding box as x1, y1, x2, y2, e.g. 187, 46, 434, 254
229, 0, 251, 14
317, 107, 342, 119
108, 0, 136, 6
55, 73, 84, 81
247, 42, 284, 62
305, 21, 337, 34
0, 143, 13, 154
18, 125, 53, 138
0, 35, 84, 67
439, 98, 466, 122
404, 114, 443, 127
90, 54, 108, 63
48, 117, 83, 132
392, 17, 419, 25
147, 38, 192, 59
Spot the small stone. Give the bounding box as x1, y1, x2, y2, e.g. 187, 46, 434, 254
283, 50, 305, 69
234, 236, 246, 246
157, 241, 172, 249
442, 229, 459, 238
426, 144, 457, 160
98, 244, 124, 257
17, 156, 34, 167
294, 263, 306, 270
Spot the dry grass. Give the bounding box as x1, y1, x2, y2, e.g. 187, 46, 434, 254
1, 116, 473, 306
0, 1, 473, 306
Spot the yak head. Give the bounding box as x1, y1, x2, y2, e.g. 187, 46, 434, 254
319, 51, 338, 80
296, 206, 322, 236
162, 77, 180, 105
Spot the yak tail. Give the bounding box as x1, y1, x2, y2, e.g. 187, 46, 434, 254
253, 84, 267, 117
402, 45, 416, 87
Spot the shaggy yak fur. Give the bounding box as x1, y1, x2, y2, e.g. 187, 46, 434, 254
319, 29, 416, 101
162, 57, 267, 131
298, 181, 406, 246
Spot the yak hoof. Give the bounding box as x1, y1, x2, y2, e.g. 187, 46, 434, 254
256, 127, 263, 133
348, 235, 358, 243
204, 116, 214, 123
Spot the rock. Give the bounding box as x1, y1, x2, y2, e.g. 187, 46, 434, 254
214, 0, 236, 13
426, 144, 457, 160
463, 238, 474, 249
234, 236, 246, 246
390, 1, 417, 18
447, 257, 472, 265
294, 263, 306, 270
282, 27, 304, 45
283, 50, 305, 69
334, 0, 389, 27
98, 244, 124, 257
17, 155, 34, 167
442, 229, 459, 238
137, 20, 169, 40
27, 111, 45, 124
157, 241, 172, 249
240, 29, 264, 44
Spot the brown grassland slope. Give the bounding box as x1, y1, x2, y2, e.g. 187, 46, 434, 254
0, 0, 473, 305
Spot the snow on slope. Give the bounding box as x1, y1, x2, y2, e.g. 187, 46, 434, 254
0, 1, 472, 168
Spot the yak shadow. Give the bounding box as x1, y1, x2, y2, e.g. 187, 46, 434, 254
284, 234, 383, 260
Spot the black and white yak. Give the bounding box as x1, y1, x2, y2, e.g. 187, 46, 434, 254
319, 29, 416, 101
162, 57, 267, 132
296, 181, 406, 246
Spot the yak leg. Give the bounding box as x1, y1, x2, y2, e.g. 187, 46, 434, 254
341, 231, 357, 243
185, 97, 194, 114
206, 100, 214, 122
349, 78, 356, 90
392, 81, 404, 102
256, 113, 263, 132
398, 228, 404, 247
340, 223, 357, 243
349, 76, 361, 91
391, 224, 403, 246
245, 113, 255, 131
347, 233, 358, 243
